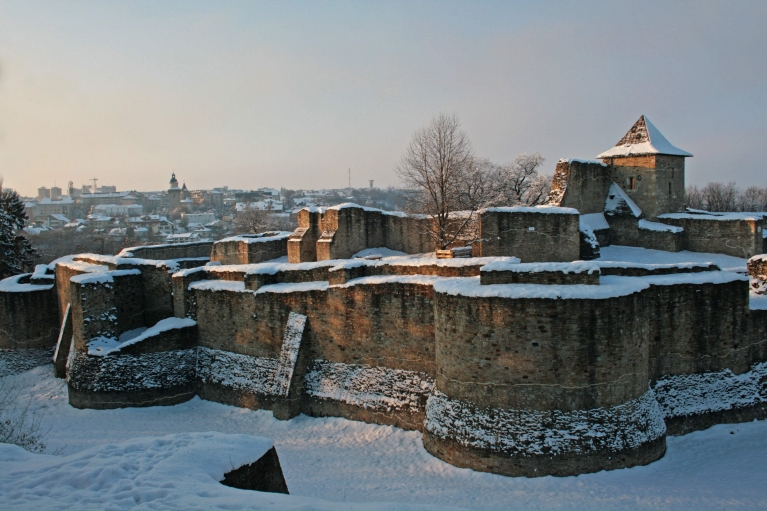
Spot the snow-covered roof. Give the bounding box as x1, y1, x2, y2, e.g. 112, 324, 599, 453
597, 116, 692, 158
604, 183, 643, 218
37, 197, 74, 205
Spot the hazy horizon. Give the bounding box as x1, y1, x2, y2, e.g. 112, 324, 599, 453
2, 1, 766, 197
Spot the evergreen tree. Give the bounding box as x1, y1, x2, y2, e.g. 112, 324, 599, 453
0, 185, 36, 279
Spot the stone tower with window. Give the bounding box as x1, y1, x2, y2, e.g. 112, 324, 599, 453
598, 115, 692, 219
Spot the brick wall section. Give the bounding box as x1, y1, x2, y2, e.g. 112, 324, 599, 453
0, 279, 59, 349
433, 291, 651, 411
210, 235, 289, 265
478, 210, 580, 262
549, 160, 611, 214
658, 216, 764, 259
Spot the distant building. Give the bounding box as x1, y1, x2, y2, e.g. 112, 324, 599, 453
32, 197, 75, 219
182, 212, 216, 224
165, 232, 202, 244
37, 187, 50, 200
168, 173, 181, 210
45, 214, 70, 229
93, 204, 143, 216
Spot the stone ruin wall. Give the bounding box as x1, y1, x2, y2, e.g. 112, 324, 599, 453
289, 206, 433, 263
605, 217, 684, 252
119, 241, 213, 260
551, 158, 765, 258
0, 276, 58, 351
478, 209, 580, 262
2, 202, 767, 477
658, 216, 764, 259
210, 233, 290, 265
549, 160, 611, 215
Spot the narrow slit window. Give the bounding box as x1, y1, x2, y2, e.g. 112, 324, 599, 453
668, 182, 672, 195
629, 177, 636, 190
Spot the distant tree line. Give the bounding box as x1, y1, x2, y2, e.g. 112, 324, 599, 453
686, 183, 767, 212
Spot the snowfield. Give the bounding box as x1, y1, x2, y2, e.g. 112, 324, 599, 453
1, 366, 766, 510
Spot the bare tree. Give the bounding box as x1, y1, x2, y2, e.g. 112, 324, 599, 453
739, 186, 767, 212
490, 153, 550, 206
232, 205, 273, 235
685, 185, 705, 210
396, 114, 490, 249
701, 182, 739, 212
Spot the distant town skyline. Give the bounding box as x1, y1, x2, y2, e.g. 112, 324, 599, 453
2, 1, 766, 196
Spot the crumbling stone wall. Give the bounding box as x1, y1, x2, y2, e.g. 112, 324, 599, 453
288, 209, 323, 263
548, 159, 611, 214
289, 205, 433, 263
478, 208, 580, 262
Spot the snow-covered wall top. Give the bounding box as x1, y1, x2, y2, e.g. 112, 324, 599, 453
57, 260, 110, 274
557, 158, 607, 166
481, 205, 579, 215
320, 202, 412, 218
596, 115, 693, 158
0, 273, 54, 293
116, 240, 212, 257
434, 275, 648, 300
87, 318, 197, 356
580, 213, 610, 232
638, 220, 684, 233
215, 232, 292, 244
70, 269, 141, 285
480, 261, 600, 274
658, 212, 766, 222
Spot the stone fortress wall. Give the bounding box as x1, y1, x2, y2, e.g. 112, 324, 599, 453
2, 228, 765, 477
2, 115, 767, 478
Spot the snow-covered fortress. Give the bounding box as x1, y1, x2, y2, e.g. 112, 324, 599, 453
2, 117, 766, 477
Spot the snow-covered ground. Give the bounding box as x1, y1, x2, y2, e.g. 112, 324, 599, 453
2, 366, 766, 510
596, 245, 748, 273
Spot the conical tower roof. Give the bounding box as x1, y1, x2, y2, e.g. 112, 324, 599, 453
597, 116, 692, 158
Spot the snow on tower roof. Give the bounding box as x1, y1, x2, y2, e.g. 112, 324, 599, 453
597, 116, 692, 158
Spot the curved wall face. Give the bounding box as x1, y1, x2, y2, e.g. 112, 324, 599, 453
425, 289, 665, 477
433, 292, 651, 411
0, 284, 58, 350
648, 280, 755, 380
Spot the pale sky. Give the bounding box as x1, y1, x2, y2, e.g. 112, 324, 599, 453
1, 1, 765, 196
